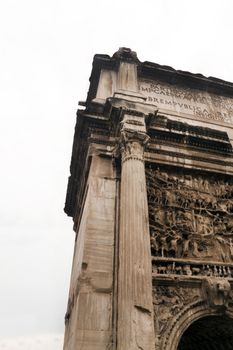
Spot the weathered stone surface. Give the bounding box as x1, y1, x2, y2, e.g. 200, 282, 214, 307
139, 79, 233, 126
118, 130, 154, 350
63, 155, 116, 350
64, 48, 233, 350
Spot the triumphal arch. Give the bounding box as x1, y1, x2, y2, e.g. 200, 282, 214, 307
63, 48, 233, 349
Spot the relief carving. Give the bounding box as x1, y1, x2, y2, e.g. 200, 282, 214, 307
153, 285, 200, 336
202, 277, 231, 309
146, 167, 233, 263
152, 260, 233, 278
120, 130, 149, 163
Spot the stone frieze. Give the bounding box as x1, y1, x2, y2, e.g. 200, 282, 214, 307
146, 166, 233, 264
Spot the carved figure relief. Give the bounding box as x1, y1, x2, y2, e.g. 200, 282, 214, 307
152, 259, 233, 278
146, 167, 233, 263
147, 167, 233, 349
202, 277, 231, 309
153, 285, 200, 336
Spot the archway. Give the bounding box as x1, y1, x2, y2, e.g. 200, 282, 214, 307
177, 315, 233, 350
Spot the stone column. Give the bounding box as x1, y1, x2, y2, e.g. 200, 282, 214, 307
117, 113, 155, 350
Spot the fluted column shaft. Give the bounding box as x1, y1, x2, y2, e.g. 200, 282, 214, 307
117, 127, 155, 350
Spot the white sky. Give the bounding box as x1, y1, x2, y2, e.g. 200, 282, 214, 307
0, 0, 233, 349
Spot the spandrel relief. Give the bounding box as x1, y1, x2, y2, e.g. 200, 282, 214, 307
153, 285, 200, 337
146, 167, 233, 263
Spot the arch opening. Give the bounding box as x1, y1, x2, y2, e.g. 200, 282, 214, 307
177, 315, 233, 350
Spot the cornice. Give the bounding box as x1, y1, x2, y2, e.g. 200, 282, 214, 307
86, 48, 233, 108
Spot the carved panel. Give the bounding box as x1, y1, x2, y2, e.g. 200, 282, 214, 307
146, 166, 233, 264
148, 166, 233, 349
153, 281, 233, 349
153, 284, 201, 342
152, 259, 233, 278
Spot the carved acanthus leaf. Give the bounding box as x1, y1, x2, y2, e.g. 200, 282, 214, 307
120, 130, 150, 163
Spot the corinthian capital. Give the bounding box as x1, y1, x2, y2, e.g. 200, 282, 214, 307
120, 130, 150, 163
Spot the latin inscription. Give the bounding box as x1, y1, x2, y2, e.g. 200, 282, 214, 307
139, 80, 233, 125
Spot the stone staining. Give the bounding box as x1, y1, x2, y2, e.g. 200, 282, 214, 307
153, 285, 200, 335
140, 80, 233, 124
64, 48, 233, 350
117, 125, 155, 350
146, 167, 233, 264
147, 166, 233, 348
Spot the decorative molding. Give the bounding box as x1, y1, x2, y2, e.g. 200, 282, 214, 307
119, 130, 149, 163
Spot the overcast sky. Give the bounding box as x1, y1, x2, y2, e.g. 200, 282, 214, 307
1, 0, 233, 349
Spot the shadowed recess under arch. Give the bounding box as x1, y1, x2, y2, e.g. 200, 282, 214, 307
177, 315, 233, 350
